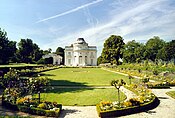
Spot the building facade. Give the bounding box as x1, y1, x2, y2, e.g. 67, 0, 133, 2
65, 38, 97, 66
42, 53, 62, 65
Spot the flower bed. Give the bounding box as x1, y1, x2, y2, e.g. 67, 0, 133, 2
96, 84, 159, 117
96, 95, 159, 118
2, 97, 62, 117
147, 82, 171, 89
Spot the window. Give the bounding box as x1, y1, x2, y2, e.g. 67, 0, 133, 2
90, 52, 94, 58
85, 56, 88, 64
68, 59, 71, 64
68, 52, 71, 55
91, 59, 93, 65
79, 56, 82, 64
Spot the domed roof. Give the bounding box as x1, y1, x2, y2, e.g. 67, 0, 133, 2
76, 38, 86, 44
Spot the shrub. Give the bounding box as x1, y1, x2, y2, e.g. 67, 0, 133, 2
45, 110, 56, 117
142, 77, 149, 83
129, 98, 141, 106
38, 103, 47, 109
18, 105, 30, 112
123, 101, 132, 107
153, 69, 159, 75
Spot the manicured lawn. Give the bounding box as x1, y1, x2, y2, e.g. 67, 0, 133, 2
38, 68, 129, 105
37, 88, 126, 106
0, 63, 41, 68
41, 68, 131, 86
166, 91, 175, 99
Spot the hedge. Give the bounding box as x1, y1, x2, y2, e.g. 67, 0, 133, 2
2, 101, 62, 117
96, 95, 159, 118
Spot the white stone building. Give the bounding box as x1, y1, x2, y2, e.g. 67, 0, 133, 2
42, 53, 62, 65
65, 38, 97, 66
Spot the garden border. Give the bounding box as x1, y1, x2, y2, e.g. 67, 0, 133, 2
96, 95, 159, 118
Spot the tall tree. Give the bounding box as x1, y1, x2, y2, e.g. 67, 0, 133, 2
18, 39, 43, 63
0, 28, 17, 64
101, 35, 125, 65
123, 40, 145, 63
157, 40, 175, 62
144, 36, 165, 61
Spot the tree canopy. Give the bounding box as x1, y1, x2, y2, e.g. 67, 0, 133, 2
144, 36, 165, 61
123, 40, 145, 63
0, 28, 17, 64
17, 39, 43, 63
101, 35, 125, 65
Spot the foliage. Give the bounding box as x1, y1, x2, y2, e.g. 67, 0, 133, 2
157, 40, 175, 62
101, 35, 125, 65
3, 97, 62, 117
0, 28, 17, 64
55, 47, 64, 64
111, 79, 126, 88
17, 39, 43, 63
144, 36, 165, 61
123, 40, 145, 63
44, 57, 53, 64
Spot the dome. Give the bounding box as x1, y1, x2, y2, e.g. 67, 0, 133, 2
76, 38, 86, 44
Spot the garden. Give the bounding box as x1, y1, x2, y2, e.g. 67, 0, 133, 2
0, 64, 174, 117
0, 66, 62, 117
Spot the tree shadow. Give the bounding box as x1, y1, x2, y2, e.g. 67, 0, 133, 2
39, 73, 56, 76
46, 80, 93, 94
50, 80, 88, 86
60, 108, 80, 117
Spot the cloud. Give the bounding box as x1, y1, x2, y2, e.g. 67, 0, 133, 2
36, 0, 175, 57
36, 0, 103, 23
47, 0, 174, 55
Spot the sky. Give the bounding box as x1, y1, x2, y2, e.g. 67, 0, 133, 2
0, 0, 175, 56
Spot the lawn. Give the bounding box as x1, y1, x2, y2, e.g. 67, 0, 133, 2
166, 91, 175, 99
0, 63, 41, 68
37, 88, 126, 106
41, 68, 131, 86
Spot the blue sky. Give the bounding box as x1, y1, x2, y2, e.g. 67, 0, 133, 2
1, 0, 175, 56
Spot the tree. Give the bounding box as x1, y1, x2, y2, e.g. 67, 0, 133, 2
18, 39, 43, 63
157, 40, 175, 62
101, 35, 125, 65
0, 28, 17, 64
97, 56, 103, 65
123, 40, 145, 63
144, 36, 165, 61
55, 47, 64, 64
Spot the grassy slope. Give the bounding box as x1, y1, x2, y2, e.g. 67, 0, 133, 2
41, 68, 130, 86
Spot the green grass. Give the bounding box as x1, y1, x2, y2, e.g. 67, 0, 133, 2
41, 68, 131, 86
166, 91, 175, 99
37, 68, 129, 106
0, 63, 41, 68
37, 88, 126, 106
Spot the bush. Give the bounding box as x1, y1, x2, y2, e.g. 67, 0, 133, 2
45, 110, 56, 117
38, 103, 47, 109
129, 98, 141, 106
18, 105, 30, 112
153, 69, 159, 75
